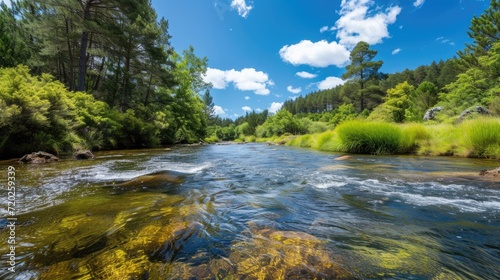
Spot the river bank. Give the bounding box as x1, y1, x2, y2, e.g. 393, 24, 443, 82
245, 118, 500, 161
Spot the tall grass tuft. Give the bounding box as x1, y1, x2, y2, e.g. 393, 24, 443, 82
399, 123, 431, 153
461, 118, 500, 158
335, 121, 402, 154
311, 131, 342, 152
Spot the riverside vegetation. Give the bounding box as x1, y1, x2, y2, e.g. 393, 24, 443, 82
1, 1, 500, 160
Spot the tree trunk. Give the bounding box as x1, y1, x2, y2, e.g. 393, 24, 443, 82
77, 1, 92, 92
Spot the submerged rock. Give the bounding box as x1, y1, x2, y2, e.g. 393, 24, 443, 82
335, 155, 352, 161
479, 167, 500, 181
105, 170, 186, 188
19, 151, 59, 164
73, 149, 95, 160
229, 227, 355, 279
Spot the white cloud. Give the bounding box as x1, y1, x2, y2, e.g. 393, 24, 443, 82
231, 0, 253, 18
296, 71, 317, 79
214, 105, 226, 116
436, 37, 455, 46
413, 0, 425, 8
255, 108, 263, 112
279, 40, 350, 68
320, 26, 329, 33
269, 102, 283, 114
392, 48, 402, 55
204, 68, 227, 89
318, 77, 345, 90
244, 96, 250, 100
333, 0, 401, 47
203, 67, 272, 95
287, 86, 302, 94
242, 106, 252, 112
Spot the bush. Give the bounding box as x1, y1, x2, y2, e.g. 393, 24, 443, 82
335, 121, 402, 154
462, 118, 500, 158
204, 135, 220, 143
0, 65, 78, 157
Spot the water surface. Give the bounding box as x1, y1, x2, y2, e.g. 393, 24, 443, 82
0, 144, 499, 279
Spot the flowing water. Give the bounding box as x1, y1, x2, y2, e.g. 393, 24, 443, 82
0, 144, 499, 279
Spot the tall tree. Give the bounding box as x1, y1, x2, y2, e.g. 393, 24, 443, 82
341, 41, 383, 111
458, 0, 500, 68
0, 2, 31, 67
202, 90, 215, 125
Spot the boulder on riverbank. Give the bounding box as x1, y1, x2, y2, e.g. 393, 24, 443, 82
19, 151, 59, 164
74, 149, 95, 160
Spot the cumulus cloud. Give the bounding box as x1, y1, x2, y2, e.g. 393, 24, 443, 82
287, 86, 302, 94
242, 106, 252, 112
279, 40, 350, 68
231, 0, 253, 18
280, 1, 400, 69
269, 102, 283, 114
392, 48, 402, 55
244, 96, 250, 100
296, 71, 317, 79
203, 67, 273, 95
413, 0, 425, 8
214, 105, 226, 116
333, 0, 402, 47
318, 77, 345, 90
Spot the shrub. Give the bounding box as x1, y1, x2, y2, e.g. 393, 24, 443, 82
335, 121, 402, 154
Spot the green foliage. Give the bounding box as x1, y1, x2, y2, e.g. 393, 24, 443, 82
383, 82, 415, 123
342, 41, 383, 111
462, 118, 500, 158
336, 121, 402, 154
0, 3, 30, 67
0, 65, 77, 156
458, 0, 500, 68
255, 109, 306, 137
328, 103, 357, 126
440, 41, 500, 116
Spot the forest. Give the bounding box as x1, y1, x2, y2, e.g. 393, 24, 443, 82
0, 0, 212, 158
1, 0, 500, 159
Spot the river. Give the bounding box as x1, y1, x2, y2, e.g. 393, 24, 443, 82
0, 143, 499, 279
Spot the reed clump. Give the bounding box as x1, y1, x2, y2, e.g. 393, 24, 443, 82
335, 121, 402, 154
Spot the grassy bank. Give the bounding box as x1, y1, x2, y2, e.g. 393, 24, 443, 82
281, 118, 500, 159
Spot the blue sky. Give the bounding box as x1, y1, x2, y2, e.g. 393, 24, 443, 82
3, 0, 488, 118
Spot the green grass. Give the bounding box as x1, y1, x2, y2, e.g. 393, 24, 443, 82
399, 123, 431, 153
288, 135, 312, 147
335, 121, 402, 154
311, 131, 340, 152
461, 118, 500, 158
271, 117, 500, 159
